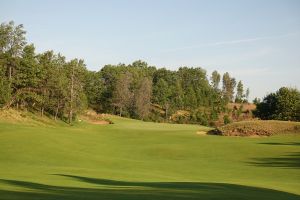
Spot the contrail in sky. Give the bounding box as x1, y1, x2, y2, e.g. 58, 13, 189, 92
163, 31, 300, 52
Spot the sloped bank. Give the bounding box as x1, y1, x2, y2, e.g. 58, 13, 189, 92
209, 120, 300, 136
79, 110, 113, 125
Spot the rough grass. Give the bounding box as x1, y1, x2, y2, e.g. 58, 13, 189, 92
79, 110, 113, 124
0, 115, 300, 199
0, 109, 66, 126
212, 120, 300, 136
227, 103, 256, 112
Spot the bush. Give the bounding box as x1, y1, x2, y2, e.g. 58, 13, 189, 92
223, 115, 231, 124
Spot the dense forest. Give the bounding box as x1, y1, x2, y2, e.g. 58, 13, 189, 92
0, 21, 250, 125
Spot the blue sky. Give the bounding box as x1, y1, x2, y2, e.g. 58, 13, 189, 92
1, 0, 300, 100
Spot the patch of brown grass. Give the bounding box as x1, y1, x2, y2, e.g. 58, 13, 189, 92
227, 103, 256, 112
79, 110, 113, 125
0, 108, 58, 126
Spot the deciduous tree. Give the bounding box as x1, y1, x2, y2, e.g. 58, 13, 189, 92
222, 72, 236, 103
134, 77, 152, 120
112, 72, 133, 116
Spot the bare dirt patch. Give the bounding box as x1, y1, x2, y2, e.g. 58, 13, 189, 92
196, 131, 207, 136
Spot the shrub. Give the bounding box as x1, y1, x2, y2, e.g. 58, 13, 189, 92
223, 115, 231, 124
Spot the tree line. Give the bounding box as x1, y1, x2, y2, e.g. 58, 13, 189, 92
254, 87, 300, 121
0, 21, 250, 124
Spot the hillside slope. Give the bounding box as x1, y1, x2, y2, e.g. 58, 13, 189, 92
212, 120, 300, 136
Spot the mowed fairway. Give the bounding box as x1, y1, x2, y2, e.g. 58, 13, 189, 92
0, 116, 299, 200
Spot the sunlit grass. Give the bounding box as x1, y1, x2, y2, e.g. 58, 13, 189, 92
0, 117, 299, 199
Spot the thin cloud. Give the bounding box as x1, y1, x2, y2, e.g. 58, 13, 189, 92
163, 32, 300, 53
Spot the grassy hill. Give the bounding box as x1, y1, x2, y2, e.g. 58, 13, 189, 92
0, 113, 300, 199
212, 120, 300, 136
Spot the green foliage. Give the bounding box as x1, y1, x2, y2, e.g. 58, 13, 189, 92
15, 44, 39, 88
254, 87, 300, 121
235, 80, 244, 103
134, 77, 152, 120
112, 72, 133, 116
237, 104, 243, 118
184, 86, 198, 109
153, 78, 170, 106
223, 115, 231, 124
0, 21, 27, 107
84, 71, 103, 111
0, 78, 11, 106
253, 97, 261, 105
210, 70, 221, 90
245, 88, 250, 102
195, 111, 209, 126
0, 21, 89, 123
222, 72, 236, 103
0, 20, 250, 124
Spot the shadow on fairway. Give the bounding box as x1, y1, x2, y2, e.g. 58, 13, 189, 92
248, 152, 300, 169
258, 142, 300, 146
0, 174, 300, 200
249, 142, 300, 169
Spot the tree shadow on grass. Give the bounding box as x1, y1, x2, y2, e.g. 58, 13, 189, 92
0, 174, 300, 200
248, 152, 300, 169
258, 142, 300, 146
249, 142, 300, 169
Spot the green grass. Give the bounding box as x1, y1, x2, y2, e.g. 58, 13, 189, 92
0, 116, 300, 199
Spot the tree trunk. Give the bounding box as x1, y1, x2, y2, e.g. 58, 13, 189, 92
165, 103, 169, 120
41, 88, 46, 117
41, 107, 44, 117
69, 110, 73, 124
55, 101, 59, 121
165, 107, 168, 120
6, 65, 13, 108
9, 66, 12, 80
